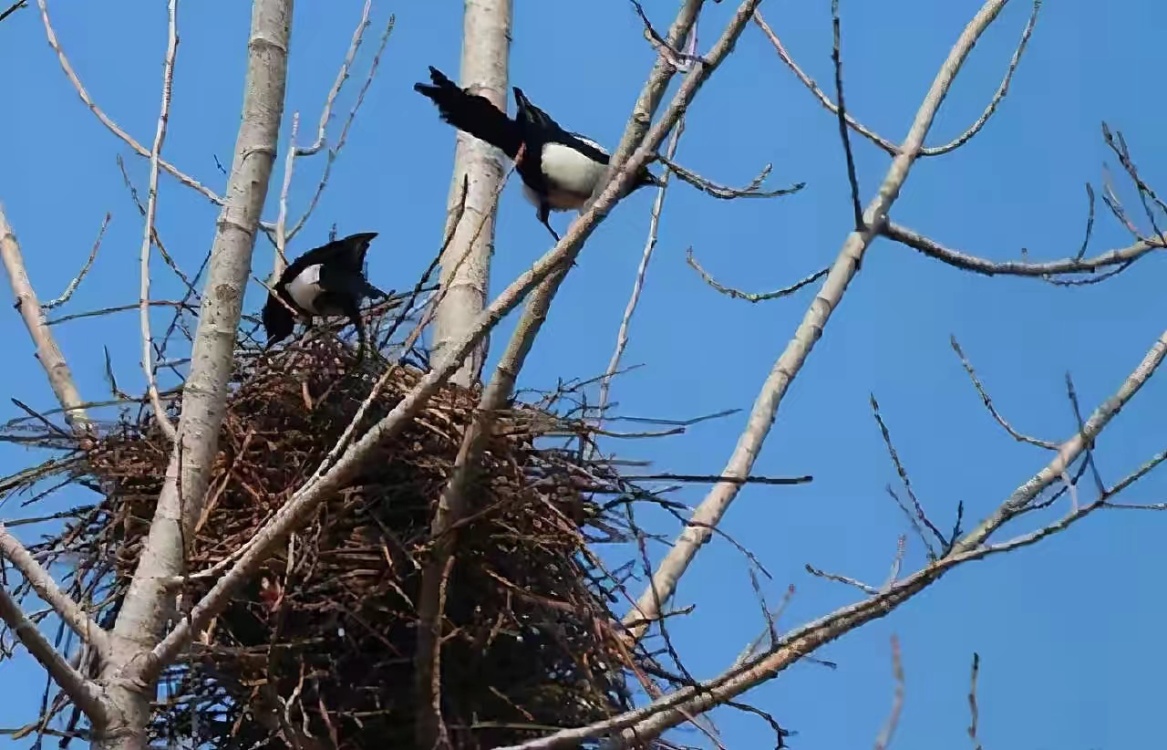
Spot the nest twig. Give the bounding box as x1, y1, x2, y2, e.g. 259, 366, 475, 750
3, 316, 676, 750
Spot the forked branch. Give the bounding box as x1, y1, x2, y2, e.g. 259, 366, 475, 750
622, 0, 1019, 644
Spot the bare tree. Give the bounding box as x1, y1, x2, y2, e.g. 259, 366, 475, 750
2, 0, 1166, 748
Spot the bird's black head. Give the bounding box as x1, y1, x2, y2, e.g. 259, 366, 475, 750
260, 293, 296, 349
512, 86, 555, 131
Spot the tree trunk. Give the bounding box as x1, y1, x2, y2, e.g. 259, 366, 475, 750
430, 0, 513, 388
92, 1, 293, 746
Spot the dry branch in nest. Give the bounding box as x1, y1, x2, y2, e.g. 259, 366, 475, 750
2, 316, 677, 750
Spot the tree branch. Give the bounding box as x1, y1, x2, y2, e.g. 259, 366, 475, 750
0, 585, 109, 728
622, 0, 1017, 644
36, 0, 223, 207
0, 205, 91, 435
0, 524, 111, 659
882, 219, 1163, 279
138, 0, 180, 442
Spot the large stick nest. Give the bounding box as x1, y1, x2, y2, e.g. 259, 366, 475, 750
11, 329, 668, 749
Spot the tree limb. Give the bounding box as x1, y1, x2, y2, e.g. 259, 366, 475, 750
882, 219, 1163, 278
622, 0, 1016, 644
0, 524, 111, 659
0, 205, 91, 435
0, 585, 109, 728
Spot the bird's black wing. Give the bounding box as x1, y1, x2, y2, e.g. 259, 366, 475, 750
287, 232, 379, 278
416, 66, 522, 159
513, 87, 612, 165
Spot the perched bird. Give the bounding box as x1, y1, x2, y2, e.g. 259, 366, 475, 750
414, 65, 664, 241
261, 231, 390, 361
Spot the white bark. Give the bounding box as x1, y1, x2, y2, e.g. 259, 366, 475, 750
430, 0, 513, 388
93, 1, 293, 746
0, 205, 91, 434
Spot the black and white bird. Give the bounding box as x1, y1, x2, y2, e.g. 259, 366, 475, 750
261, 232, 390, 361
414, 66, 664, 241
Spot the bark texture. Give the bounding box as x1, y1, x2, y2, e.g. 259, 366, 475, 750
430, 0, 513, 388
93, 2, 293, 746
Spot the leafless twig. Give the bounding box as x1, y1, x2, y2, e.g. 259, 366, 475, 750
36, 0, 222, 207
138, 0, 180, 443
42, 213, 109, 310
686, 248, 828, 303
874, 636, 905, 750
968, 653, 984, 750
597, 118, 686, 433
286, 11, 394, 242
883, 220, 1164, 280
951, 336, 1057, 449
657, 155, 804, 200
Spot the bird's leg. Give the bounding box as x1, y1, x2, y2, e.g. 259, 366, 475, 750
537, 202, 561, 242
338, 298, 368, 367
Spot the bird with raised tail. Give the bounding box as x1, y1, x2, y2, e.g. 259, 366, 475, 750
261, 231, 391, 363
414, 65, 664, 241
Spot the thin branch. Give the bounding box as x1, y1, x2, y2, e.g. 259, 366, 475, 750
967, 653, 984, 750
0, 206, 91, 435
873, 636, 905, 750
805, 564, 878, 596
285, 12, 394, 242
597, 118, 686, 432
951, 335, 1058, 449
925, 0, 1040, 155
883, 220, 1164, 279
42, 213, 109, 310
657, 155, 804, 200
297, 0, 371, 157
36, 0, 223, 206
686, 247, 828, 303
0, 586, 108, 726
624, 0, 1019, 644
831, 0, 864, 231
753, 0, 1040, 157
273, 111, 300, 277
139, 0, 180, 443
0, 0, 27, 24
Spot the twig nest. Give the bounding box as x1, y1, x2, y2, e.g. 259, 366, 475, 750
81, 334, 643, 749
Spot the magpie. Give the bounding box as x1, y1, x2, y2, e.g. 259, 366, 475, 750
414, 66, 664, 241
261, 232, 390, 362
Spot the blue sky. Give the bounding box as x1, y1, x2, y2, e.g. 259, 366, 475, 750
2, 0, 1166, 747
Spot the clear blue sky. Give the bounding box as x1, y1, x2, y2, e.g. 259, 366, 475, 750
2, 0, 1165, 747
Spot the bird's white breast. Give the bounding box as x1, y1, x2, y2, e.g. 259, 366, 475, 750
285, 263, 323, 314
534, 141, 609, 211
